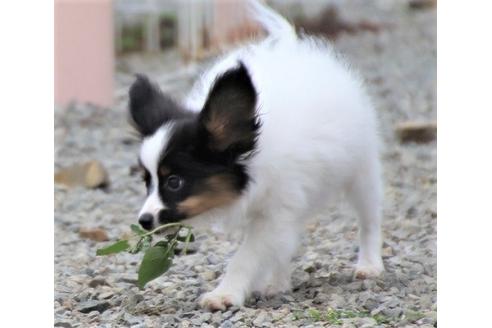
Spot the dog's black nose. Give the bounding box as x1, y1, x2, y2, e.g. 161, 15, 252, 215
138, 213, 154, 230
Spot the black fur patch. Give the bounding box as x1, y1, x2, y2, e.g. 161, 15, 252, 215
132, 64, 260, 223
128, 74, 194, 137
155, 118, 250, 224
199, 62, 260, 153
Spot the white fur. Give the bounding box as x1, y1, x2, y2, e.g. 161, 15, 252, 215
138, 124, 174, 218
182, 1, 383, 310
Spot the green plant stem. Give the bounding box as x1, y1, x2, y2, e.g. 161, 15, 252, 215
141, 222, 192, 238
182, 228, 193, 255
169, 239, 178, 250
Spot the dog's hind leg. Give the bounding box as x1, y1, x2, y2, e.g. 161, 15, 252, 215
346, 157, 384, 278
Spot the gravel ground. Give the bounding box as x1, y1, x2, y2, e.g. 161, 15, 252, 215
55, 1, 436, 327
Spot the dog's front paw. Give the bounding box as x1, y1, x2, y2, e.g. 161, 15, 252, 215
354, 262, 384, 279
199, 290, 244, 311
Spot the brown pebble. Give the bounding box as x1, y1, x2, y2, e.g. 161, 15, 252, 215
62, 298, 74, 310
382, 246, 394, 258
395, 121, 437, 143
84, 160, 109, 188
88, 278, 110, 288
55, 160, 109, 189
355, 271, 368, 280
409, 0, 436, 10
79, 228, 109, 242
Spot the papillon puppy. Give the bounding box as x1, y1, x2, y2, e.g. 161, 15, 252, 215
128, 0, 384, 311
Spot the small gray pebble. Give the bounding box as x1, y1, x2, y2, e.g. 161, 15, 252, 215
280, 294, 295, 302
200, 312, 212, 322
88, 277, 109, 288
220, 320, 234, 328
124, 313, 143, 326
207, 254, 220, 265
252, 310, 268, 326
212, 311, 224, 324
77, 300, 111, 314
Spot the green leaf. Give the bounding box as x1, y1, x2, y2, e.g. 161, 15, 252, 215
130, 224, 147, 236
154, 240, 169, 248
96, 240, 130, 256
137, 246, 173, 289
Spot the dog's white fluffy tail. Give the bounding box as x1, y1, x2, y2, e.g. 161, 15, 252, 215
248, 0, 296, 40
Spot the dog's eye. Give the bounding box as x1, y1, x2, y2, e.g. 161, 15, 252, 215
165, 175, 183, 192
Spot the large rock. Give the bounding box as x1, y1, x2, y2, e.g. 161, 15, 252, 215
55, 160, 109, 189
395, 121, 437, 143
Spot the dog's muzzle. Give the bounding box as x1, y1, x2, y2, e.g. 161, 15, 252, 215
158, 209, 186, 225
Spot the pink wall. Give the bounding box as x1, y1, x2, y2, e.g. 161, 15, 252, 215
55, 0, 114, 108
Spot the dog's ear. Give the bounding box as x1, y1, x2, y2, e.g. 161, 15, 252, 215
129, 74, 189, 137
199, 63, 259, 153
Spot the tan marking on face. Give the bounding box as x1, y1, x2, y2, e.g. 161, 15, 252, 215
177, 174, 239, 216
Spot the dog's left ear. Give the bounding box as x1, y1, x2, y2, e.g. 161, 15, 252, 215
129, 74, 191, 137
199, 63, 259, 153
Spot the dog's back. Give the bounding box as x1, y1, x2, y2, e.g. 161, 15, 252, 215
184, 1, 381, 218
